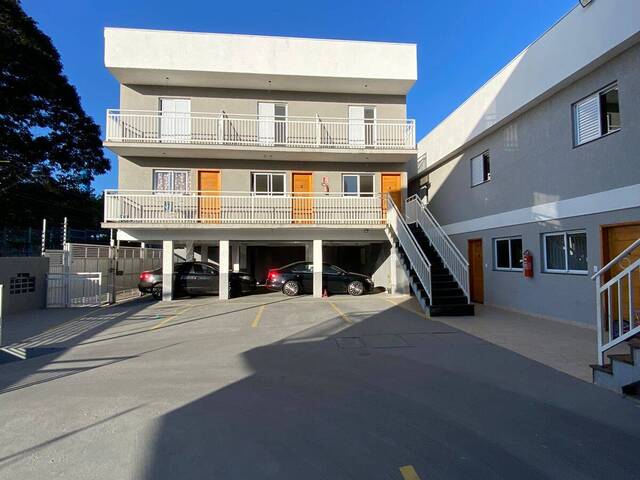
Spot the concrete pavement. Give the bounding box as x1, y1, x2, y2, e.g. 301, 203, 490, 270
1, 292, 639, 479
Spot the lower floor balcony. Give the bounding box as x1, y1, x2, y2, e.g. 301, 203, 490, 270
103, 190, 392, 227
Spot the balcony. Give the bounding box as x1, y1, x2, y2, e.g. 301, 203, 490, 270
104, 110, 416, 162
103, 190, 389, 228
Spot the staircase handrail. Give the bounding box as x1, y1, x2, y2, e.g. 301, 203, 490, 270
386, 194, 432, 298
406, 195, 470, 300
592, 237, 640, 365
591, 238, 640, 280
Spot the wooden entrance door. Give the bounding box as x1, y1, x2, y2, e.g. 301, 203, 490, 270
602, 223, 640, 323
468, 239, 484, 303
381, 173, 402, 216
292, 172, 313, 224
198, 171, 221, 223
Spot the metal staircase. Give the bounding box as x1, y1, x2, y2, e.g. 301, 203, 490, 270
591, 238, 640, 393
385, 195, 474, 317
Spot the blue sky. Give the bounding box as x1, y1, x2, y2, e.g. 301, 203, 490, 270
22, 0, 577, 194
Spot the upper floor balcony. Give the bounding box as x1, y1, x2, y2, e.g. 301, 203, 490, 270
104, 109, 417, 162
102, 190, 393, 229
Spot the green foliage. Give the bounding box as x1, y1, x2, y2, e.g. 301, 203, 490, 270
0, 0, 109, 226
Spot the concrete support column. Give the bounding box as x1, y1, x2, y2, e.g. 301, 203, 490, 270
185, 241, 195, 262
162, 240, 174, 301
201, 245, 209, 264
305, 242, 313, 262
313, 239, 323, 298
231, 243, 240, 272
389, 245, 399, 295
219, 240, 229, 300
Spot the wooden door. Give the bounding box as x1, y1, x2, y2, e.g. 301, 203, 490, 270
292, 172, 313, 224
381, 173, 402, 216
602, 223, 640, 323
198, 171, 221, 223
468, 239, 484, 303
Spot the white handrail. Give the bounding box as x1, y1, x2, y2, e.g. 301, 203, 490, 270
593, 239, 640, 365
386, 194, 432, 299
105, 109, 416, 150
406, 195, 470, 300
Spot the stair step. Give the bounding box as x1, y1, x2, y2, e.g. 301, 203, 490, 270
608, 353, 634, 365
433, 287, 464, 296
428, 303, 475, 317
590, 363, 613, 375
432, 295, 468, 306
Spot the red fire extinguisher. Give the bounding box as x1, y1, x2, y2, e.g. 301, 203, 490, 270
523, 250, 534, 278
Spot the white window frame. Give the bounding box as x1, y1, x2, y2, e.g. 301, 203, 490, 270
573, 83, 620, 146
542, 230, 588, 274
257, 102, 288, 145
251, 172, 287, 196
470, 151, 491, 187
342, 173, 375, 197
159, 98, 191, 142
153, 169, 190, 194
493, 236, 523, 271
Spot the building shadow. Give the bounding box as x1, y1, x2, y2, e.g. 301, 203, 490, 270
136, 298, 640, 479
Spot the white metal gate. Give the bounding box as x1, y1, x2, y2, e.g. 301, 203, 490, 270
47, 272, 102, 307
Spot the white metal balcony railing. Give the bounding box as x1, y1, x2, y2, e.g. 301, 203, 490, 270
105, 110, 416, 150
593, 238, 640, 365
104, 190, 387, 225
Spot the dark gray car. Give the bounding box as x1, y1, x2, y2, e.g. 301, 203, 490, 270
138, 262, 256, 300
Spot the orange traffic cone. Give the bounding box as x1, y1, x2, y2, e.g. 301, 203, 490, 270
322, 288, 328, 298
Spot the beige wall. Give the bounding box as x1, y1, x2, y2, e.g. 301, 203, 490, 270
118, 156, 407, 197
120, 85, 407, 119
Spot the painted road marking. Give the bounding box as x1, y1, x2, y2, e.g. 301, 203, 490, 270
150, 305, 194, 330
329, 301, 353, 324
385, 298, 427, 319
251, 305, 265, 328
399, 465, 422, 480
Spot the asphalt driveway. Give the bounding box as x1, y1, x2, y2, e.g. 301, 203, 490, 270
1, 292, 639, 479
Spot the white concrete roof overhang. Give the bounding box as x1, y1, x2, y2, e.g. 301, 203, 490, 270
104, 28, 417, 95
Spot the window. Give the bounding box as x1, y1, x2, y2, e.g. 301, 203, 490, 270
323, 264, 344, 275
574, 84, 621, 146
252, 172, 286, 196
471, 152, 490, 187
291, 262, 312, 273
543, 231, 588, 273
153, 170, 190, 193
494, 237, 523, 271
342, 174, 374, 197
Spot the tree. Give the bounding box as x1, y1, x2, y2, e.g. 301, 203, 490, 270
0, 0, 109, 227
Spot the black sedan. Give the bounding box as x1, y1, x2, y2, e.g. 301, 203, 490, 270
138, 262, 256, 300
265, 261, 373, 296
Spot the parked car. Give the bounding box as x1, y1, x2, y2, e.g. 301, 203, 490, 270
139, 262, 256, 300
265, 261, 373, 296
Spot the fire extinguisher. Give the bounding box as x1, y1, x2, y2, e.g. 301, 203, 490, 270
523, 250, 534, 278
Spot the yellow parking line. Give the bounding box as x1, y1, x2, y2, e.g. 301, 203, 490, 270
329, 301, 353, 324
399, 465, 422, 480
150, 305, 193, 330
251, 305, 265, 328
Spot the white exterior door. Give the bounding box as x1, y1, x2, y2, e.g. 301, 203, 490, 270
161, 98, 191, 142
258, 102, 275, 145
348, 106, 365, 147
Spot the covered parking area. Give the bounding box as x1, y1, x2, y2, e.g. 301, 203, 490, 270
115, 226, 409, 302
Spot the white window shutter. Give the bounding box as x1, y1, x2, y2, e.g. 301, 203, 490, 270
258, 102, 275, 144
574, 94, 600, 145
471, 155, 483, 186
348, 106, 365, 146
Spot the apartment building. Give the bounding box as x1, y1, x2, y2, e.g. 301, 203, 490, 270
101, 28, 418, 300
409, 0, 640, 339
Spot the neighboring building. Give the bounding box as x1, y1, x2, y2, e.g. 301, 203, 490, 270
409, 0, 640, 327
101, 28, 418, 299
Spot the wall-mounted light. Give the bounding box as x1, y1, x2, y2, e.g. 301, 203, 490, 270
579, 0, 593, 7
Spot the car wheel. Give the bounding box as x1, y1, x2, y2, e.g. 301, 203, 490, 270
347, 280, 364, 296
282, 280, 300, 296
151, 284, 162, 300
